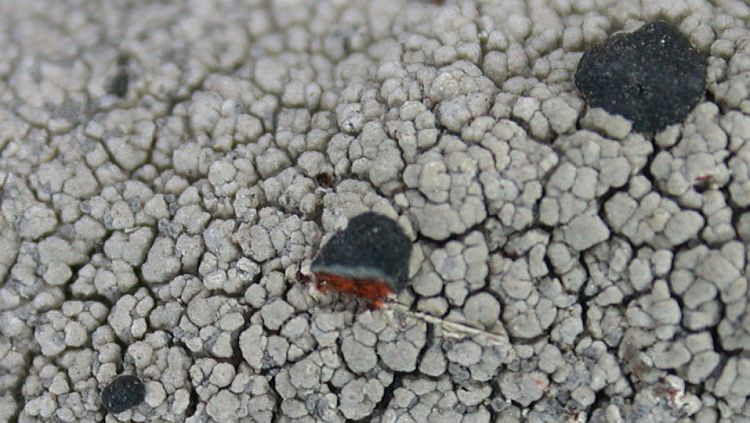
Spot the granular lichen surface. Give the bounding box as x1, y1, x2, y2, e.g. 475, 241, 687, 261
0, 1, 749, 422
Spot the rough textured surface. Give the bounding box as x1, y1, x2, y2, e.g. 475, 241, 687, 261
575, 21, 708, 132
1, 0, 749, 422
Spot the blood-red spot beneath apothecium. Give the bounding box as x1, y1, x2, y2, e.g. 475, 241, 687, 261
313, 272, 394, 308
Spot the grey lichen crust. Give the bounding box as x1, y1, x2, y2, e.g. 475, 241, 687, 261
0, 1, 749, 422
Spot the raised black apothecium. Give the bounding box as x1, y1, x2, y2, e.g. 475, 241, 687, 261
311, 212, 412, 308
575, 21, 707, 133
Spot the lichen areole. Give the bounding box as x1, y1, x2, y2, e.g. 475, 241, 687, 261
311, 212, 412, 308
574, 21, 707, 133
101, 375, 146, 414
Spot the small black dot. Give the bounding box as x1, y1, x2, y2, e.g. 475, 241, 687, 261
574, 21, 707, 133
116, 53, 129, 67
101, 375, 145, 414
110, 69, 130, 98
315, 172, 334, 188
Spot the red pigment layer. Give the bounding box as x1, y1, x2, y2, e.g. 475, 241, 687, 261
313, 272, 394, 308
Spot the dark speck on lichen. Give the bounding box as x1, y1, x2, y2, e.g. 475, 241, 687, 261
574, 21, 707, 133
315, 172, 334, 188
110, 69, 129, 98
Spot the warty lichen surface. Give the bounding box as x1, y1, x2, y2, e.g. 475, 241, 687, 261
0, 0, 749, 422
